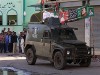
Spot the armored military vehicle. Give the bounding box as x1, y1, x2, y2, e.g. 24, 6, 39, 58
24, 17, 92, 70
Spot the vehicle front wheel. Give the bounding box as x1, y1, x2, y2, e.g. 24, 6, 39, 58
54, 51, 66, 70
26, 48, 37, 65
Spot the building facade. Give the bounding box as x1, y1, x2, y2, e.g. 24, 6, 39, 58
24, 0, 39, 27
0, 0, 24, 33
0, 0, 39, 34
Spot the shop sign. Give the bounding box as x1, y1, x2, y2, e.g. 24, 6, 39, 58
59, 6, 94, 22
87, 6, 94, 17
77, 6, 94, 19
77, 7, 87, 19
68, 9, 77, 21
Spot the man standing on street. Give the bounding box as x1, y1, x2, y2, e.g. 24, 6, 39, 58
12, 32, 17, 54
0, 33, 4, 53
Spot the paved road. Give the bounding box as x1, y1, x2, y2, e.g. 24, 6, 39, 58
0, 53, 100, 75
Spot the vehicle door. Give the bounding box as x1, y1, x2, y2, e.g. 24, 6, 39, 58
30, 26, 43, 56
42, 30, 51, 57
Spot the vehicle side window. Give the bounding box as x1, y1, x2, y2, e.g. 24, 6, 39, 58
43, 30, 51, 38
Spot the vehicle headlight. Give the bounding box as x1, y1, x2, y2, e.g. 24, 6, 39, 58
88, 51, 91, 54
67, 51, 70, 55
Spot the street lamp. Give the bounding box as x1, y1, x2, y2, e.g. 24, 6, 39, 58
24, 11, 26, 16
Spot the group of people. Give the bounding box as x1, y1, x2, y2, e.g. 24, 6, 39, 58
0, 28, 27, 54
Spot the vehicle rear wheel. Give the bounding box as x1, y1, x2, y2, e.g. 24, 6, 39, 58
26, 48, 37, 65
54, 51, 66, 70
79, 58, 91, 67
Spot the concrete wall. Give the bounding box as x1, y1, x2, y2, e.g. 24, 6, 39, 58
25, 0, 39, 27
0, 25, 23, 35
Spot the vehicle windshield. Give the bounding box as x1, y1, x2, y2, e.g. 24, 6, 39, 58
51, 28, 77, 41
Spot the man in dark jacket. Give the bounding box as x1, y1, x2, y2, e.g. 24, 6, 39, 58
0, 33, 3, 53
8, 32, 13, 53
12, 32, 17, 54
5, 32, 9, 53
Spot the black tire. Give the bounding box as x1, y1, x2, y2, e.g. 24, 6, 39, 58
79, 58, 91, 67
54, 51, 66, 70
26, 48, 37, 65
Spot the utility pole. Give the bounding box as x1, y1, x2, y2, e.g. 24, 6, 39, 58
82, 0, 91, 47
23, 0, 26, 26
